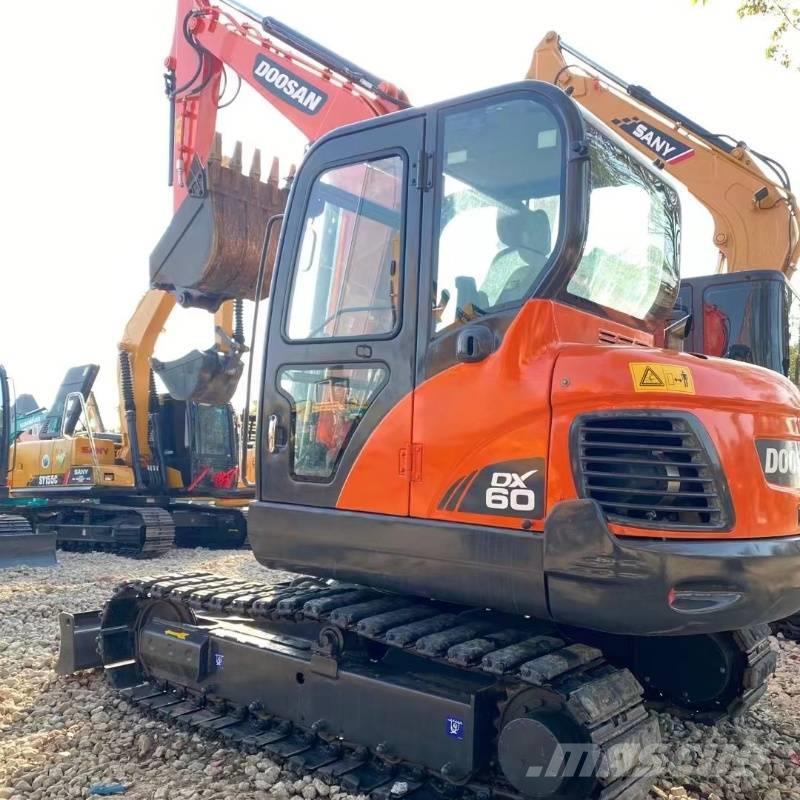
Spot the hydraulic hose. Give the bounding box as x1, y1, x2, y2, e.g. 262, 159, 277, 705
119, 351, 145, 490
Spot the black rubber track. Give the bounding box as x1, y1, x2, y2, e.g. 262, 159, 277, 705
100, 572, 665, 800
52, 504, 175, 558
772, 614, 800, 641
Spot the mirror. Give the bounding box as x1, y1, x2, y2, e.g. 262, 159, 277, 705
665, 311, 692, 351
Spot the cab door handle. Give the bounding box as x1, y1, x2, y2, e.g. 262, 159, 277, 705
455, 325, 496, 363
267, 414, 287, 454
267, 414, 279, 453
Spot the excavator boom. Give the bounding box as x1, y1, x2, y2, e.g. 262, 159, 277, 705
529, 32, 799, 277
154, 0, 408, 311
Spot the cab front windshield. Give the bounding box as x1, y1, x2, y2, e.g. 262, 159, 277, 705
565, 127, 680, 327
433, 101, 680, 334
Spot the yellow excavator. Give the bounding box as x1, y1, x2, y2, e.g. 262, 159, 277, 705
5, 143, 288, 556
529, 32, 800, 381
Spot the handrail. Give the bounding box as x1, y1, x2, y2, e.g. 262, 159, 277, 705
61, 392, 100, 474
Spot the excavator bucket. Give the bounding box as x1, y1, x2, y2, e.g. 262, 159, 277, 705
150, 134, 291, 311
151, 345, 243, 405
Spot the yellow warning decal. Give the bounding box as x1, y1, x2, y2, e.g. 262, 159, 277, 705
629, 363, 695, 394
164, 629, 190, 640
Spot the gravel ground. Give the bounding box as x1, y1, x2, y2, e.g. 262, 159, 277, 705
0, 549, 798, 800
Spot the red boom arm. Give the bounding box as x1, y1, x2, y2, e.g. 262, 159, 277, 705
168, 0, 408, 209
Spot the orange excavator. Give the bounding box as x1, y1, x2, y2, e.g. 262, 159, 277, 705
529, 33, 800, 639
529, 32, 800, 380
58, 5, 800, 799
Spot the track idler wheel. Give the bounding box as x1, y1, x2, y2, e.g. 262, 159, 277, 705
498, 710, 596, 800
498, 688, 597, 800
632, 632, 743, 714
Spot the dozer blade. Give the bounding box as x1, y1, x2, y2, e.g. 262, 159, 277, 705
150, 134, 291, 311
151, 346, 243, 404
0, 515, 57, 569
55, 610, 102, 674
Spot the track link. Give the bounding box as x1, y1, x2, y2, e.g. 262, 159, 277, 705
728, 625, 777, 717
100, 572, 661, 800
771, 614, 800, 641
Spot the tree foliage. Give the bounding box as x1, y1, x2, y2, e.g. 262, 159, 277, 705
693, 0, 799, 70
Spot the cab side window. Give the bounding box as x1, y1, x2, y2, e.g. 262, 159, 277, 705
286, 156, 405, 341
432, 98, 563, 335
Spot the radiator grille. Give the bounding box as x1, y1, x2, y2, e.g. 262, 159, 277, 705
572, 414, 729, 529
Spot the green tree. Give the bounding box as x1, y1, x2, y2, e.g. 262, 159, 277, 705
693, 0, 799, 70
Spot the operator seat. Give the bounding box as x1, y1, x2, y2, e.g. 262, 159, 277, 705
489, 208, 552, 306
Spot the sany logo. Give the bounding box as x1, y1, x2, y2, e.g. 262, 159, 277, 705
486, 470, 537, 512
612, 116, 695, 165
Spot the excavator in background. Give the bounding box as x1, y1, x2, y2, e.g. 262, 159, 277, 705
3, 279, 280, 556
0, 364, 56, 568
3, 0, 403, 562
529, 33, 800, 639
529, 32, 800, 376
59, 5, 800, 800
2, 0, 404, 559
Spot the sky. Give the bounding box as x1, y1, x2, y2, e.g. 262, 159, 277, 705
1, 0, 798, 422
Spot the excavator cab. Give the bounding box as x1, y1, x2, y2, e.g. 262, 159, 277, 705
38, 364, 100, 440
158, 395, 240, 493
678, 270, 800, 388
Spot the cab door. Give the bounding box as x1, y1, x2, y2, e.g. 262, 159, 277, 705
259, 115, 424, 514
409, 88, 579, 529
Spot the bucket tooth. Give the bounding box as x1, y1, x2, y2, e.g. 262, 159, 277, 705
250, 149, 262, 181
230, 141, 243, 172
268, 156, 280, 186
209, 132, 223, 163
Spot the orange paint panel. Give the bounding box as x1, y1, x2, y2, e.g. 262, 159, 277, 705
336, 394, 412, 515
339, 297, 800, 542
550, 346, 800, 539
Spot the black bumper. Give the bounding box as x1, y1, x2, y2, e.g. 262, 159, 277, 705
247, 499, 800, 636
544, 500, 800, 635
